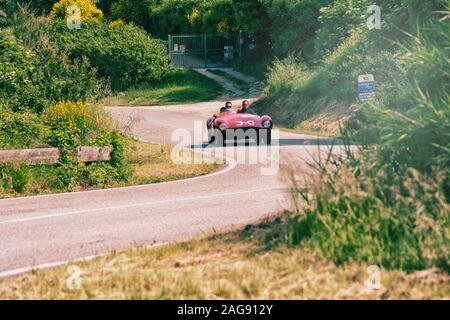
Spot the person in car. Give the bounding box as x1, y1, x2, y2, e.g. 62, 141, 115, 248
238, 100, 257, 114
238, 100, 250, 113
219, 101, 234, 115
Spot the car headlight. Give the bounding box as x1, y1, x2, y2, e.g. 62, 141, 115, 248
219, 123, 228, 131
263, 120, 272, 129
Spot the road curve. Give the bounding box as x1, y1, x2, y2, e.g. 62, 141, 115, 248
0, 100, 341, 277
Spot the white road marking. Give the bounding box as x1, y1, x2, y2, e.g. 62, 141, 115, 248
0, 187, 287, 225
0, 242, 169, 279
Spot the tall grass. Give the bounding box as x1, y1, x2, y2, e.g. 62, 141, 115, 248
287, 153, 449, 272
284, 14, 450, 272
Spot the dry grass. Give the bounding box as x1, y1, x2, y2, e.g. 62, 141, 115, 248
0, 221, 448, 300
119, 138, 221, 186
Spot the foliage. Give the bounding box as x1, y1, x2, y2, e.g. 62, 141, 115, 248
44, 100, 102, 148
266, 0, 331, 61
104, 68, 223, 106
287, 156, 449, 272
0, 164, 30, 193
0, 106, 48, 149
148, 0, 198, 38
109, 0, 158, 30
108, 18, 125, 29
188, 0, 238, 35
269, 3, 450, 272
43, 20, 169, 90
42, 100, 130, 189
231, 0, 271, 46
50, 0, 103, 24
0, 26, 102, 113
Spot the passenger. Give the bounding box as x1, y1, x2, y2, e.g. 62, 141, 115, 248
219, 101, 234, 115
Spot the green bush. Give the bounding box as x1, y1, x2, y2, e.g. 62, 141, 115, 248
0, 106, 48, 149
266, 0, 331, 61
188, 0, 238, 35
109, 0, 157, 30
148, 0, 198, 38
43, 20, 169, 90
0, 26, 102, 113
43, 100, 131, 189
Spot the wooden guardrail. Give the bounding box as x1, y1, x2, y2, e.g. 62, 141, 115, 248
0, 146, 112, 165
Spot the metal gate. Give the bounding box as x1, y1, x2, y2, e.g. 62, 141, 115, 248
168, 34, 243, 68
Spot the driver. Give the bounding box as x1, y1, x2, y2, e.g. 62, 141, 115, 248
238, 100, 250, 113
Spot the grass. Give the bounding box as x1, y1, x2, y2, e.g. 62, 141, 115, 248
207, 69, 251, 93
0, 138, 221, 199
103, 68, 224, 106
119, 138, 221, 186
0, 218, 448, 300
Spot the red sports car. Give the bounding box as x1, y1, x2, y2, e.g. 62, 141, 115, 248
206, 110, 273, 146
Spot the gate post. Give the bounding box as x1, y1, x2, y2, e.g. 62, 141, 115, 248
168, 34, 172, 65
239, 32, 243, 58
203, 34, 207, 68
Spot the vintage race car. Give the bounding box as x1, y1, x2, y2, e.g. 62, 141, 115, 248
206, 110, 273, 146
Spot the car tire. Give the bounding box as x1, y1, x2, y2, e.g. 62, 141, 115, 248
212, 129, 226, 147
208, 129, 216, 144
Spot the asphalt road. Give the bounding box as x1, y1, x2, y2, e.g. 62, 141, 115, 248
0, 100, 343, 277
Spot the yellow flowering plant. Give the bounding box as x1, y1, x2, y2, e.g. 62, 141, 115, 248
50, 0, 104, 24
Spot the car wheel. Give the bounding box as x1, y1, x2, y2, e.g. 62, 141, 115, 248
208, 129, 216, 144
214, 130, 226, 147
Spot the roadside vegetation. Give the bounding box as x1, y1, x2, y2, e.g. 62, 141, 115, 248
0, 1, 219, 197
0, 220, 448, 299
0, 136, 220, 198
103, 68, 223, 106
269, 1, 450, 275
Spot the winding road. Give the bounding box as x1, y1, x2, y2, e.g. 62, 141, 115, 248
0, 99, 342, 278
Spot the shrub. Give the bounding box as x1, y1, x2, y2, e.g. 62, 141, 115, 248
0, 26, 102, 113
148, 0, 198, 38
50, 0, 104, 24
266, 0, 331, 61
0, 28, 41, 112
43, 20, 169, 89
44, 100, 106, 149
0, 106, 48, 149
108, 18, 125, 29
188, 0, 238, 35
109, 0, 156, 29
43, 100, 130, 188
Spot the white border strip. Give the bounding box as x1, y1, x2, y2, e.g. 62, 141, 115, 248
0, 242, 169, 279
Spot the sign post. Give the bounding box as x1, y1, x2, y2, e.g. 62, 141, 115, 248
358, 74, 376, 102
